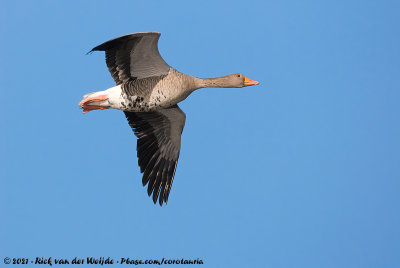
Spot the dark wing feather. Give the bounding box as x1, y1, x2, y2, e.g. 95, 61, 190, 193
89, 32, 171, 84
124, 105, 186, 206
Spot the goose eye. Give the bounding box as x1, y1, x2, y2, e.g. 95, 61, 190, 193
237, 74, 240, 77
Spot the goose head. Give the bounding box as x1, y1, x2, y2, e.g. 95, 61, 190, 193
216, 74, 259, 88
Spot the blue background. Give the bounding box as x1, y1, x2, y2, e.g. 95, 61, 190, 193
1, 1, 399, 267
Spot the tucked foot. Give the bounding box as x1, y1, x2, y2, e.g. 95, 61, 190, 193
78, 94, 109, 113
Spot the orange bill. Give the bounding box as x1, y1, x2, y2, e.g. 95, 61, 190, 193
244, 76, 259, 86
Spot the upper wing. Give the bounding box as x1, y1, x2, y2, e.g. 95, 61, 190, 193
89, 32, 171, 84
124, 105, 186, 206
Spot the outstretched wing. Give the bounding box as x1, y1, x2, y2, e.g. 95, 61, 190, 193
89, 32, 171, 84
124, 105, 186, 206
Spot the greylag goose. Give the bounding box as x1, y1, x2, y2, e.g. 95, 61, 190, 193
79, 32, 259, 206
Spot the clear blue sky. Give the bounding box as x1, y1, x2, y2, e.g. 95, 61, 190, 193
1, 1, 399, 267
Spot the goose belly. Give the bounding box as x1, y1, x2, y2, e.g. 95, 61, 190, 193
118, 88, 188, 112
148, 86, 189, 109
114, 70, 193, 112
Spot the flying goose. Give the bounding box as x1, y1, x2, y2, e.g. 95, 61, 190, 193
79, 32, 259, 206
